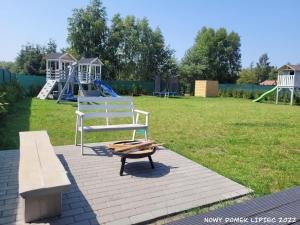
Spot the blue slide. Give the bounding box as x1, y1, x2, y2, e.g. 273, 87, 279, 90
94, 80, 120, 97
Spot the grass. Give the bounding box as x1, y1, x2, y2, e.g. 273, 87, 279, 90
1, 96, 300, 196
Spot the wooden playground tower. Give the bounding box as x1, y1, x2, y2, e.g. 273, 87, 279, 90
37, 53, 103, 100
277, 64, 300, 105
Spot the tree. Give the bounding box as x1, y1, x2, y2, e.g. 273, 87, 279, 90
237, 63, 257, 84
268, 67, 278, 80
0, 61, 17, 73
15, 43, 45, 75
14, 39, 57, 75
106, 14, 176, 81
45, 39, 57, 54
255, 53, 271, 82
67, 0, 108, 59
180, 27, 241, 85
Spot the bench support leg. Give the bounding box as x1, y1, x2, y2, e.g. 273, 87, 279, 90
148, 156, 155, 169
132, 130, 136, 141
75, 116, 78, 146
23, 193, 62, 223
80, 130, 84, 155
144, 129, 148, 141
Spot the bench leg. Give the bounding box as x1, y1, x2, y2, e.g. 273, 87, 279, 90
148, 156, 155, 169
23, 193, 62, 223
132, 130, 136, 141
75, 117, 78, 146
144, 129, 148, 141
81, 130, 84, 155
120, 157, 126, 176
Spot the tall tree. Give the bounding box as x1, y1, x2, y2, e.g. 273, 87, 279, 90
180, 27, 241, 85
106, 14, 176, 81
14, 39, 57, 75
15, 43, 45, 75
45, 39, 57, 54
67, 0, 108, 59
255, 53, 271, 82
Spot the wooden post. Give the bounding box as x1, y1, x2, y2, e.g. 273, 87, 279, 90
100, 65, 102, 80
58, 83, 62, 95
276, 87, 279, 104
290, 88, 294, 105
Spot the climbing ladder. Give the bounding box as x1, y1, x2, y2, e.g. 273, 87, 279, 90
37, 80, 57, 100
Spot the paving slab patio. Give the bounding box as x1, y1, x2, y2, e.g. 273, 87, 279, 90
0, 143, 252, 225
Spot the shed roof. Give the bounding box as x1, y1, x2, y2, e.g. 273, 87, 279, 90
78, 57, 103, 65
278, 64, 300, 71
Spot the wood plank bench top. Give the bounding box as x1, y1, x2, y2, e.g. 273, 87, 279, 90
19, 131, 71, 198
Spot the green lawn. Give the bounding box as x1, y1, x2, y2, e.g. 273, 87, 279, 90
1, 96, 300, 196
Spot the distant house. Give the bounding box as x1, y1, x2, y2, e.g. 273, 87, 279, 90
259, 80, 277, 86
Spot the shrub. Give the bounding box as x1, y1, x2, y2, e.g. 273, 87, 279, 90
27, 85, 42, 97
0, 81, 25, 119
219, 87, 300, 105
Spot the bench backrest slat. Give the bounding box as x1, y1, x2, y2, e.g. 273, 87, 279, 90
84, 112, 134, 119
78, 96, 133, 102
78, 97, 135, 123
78, 104, 133, 111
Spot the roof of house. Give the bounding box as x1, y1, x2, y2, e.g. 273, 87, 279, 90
78, 57, 103, 65
260, 80, 277, 86
45, 52, 76, 61
278, 64, 300, 71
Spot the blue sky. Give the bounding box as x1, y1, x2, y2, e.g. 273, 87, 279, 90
1, 0, 299, 67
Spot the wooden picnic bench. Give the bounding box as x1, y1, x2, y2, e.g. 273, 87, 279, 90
75, 97, 150, 155
19, 131, 71, 222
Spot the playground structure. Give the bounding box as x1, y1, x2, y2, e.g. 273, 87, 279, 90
37, 53, 119, 102
253, 64, 300, 105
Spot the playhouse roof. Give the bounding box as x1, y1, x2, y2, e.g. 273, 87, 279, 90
278, 64, 300, 71
45, 53, 76, 61
78, 57, 103, 65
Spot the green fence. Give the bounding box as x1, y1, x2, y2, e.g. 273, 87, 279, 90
0, 69, 276, 96
0, 68, 154, 95
0, 69, 17, 84
219, 84, 274, 93
16, 74, 46, 90
0, 69, 46, 92
105, 80, 154, 95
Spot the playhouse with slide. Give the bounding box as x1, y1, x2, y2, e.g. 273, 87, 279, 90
253, 64, 300, 105
37, 52, 119, 102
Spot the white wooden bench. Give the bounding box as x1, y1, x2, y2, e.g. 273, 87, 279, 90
75, 97, 149, 155
19, 131, 71, 222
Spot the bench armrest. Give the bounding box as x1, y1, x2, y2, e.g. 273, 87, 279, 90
76, 110, 85, 117
134, 109, 149, 126
134, 109, 149, 115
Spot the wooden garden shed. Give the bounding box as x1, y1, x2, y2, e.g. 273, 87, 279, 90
194, 80, 219, 97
